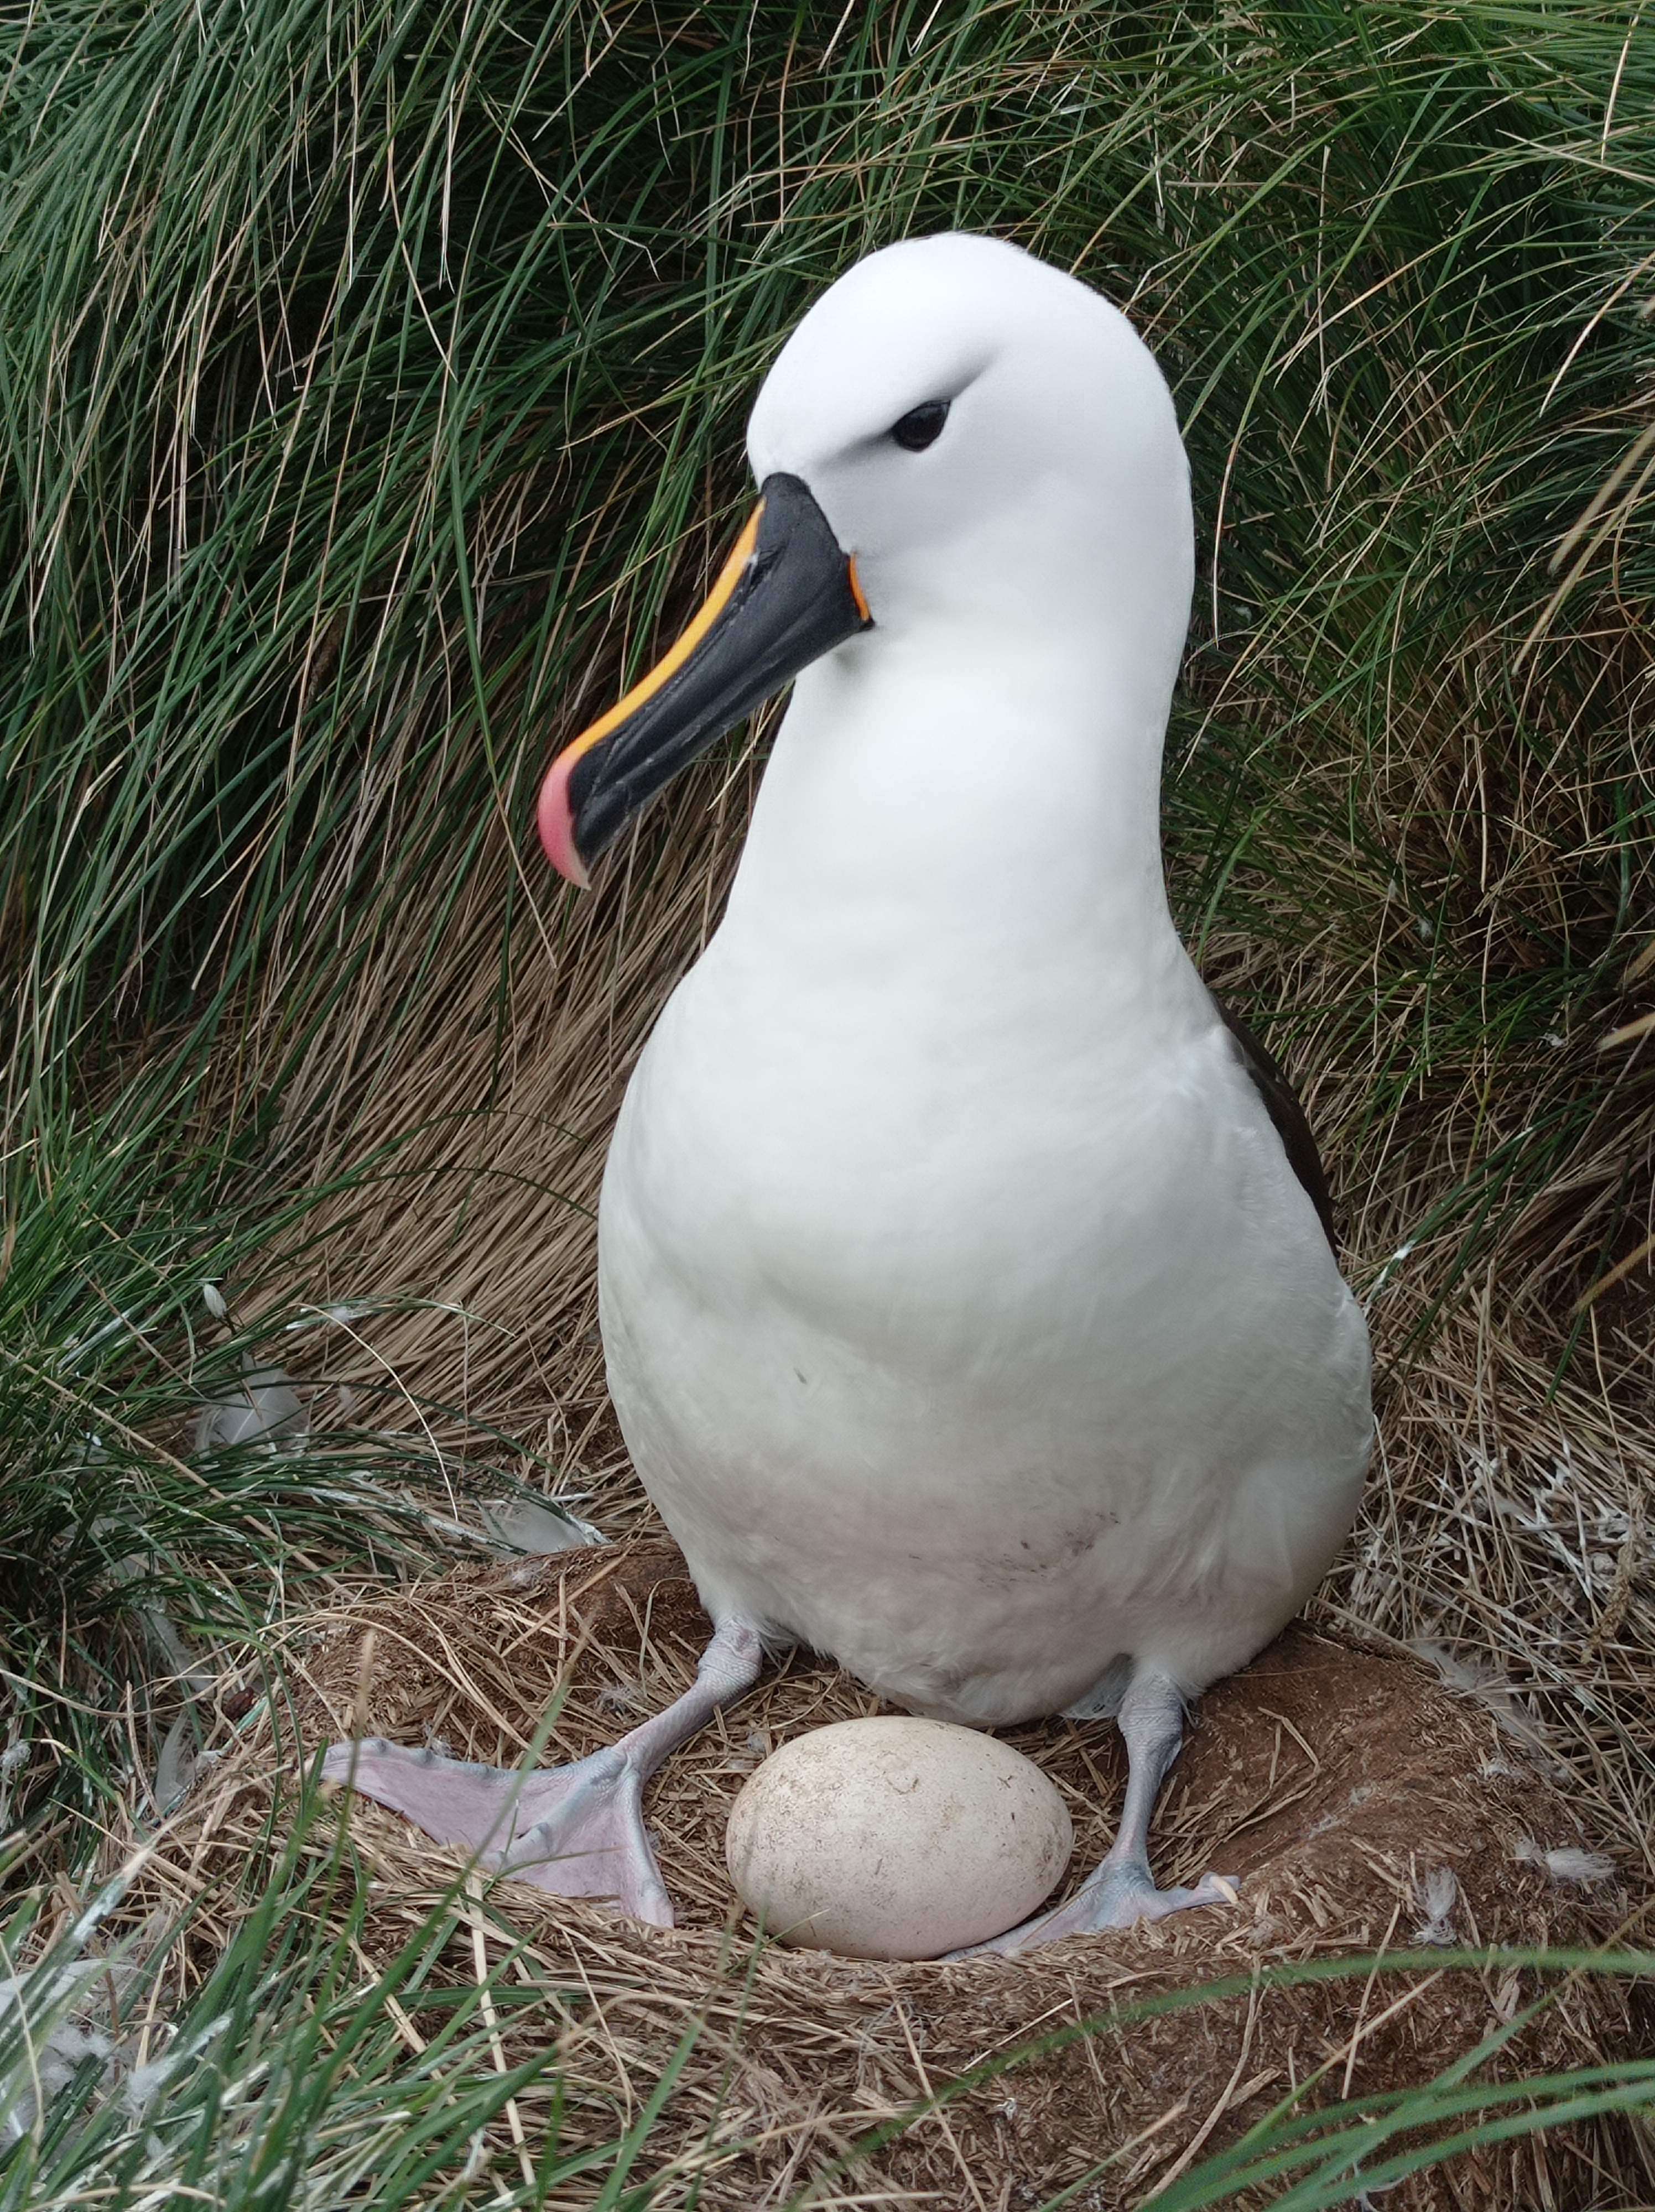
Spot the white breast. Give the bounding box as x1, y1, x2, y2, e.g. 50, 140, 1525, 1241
598, 873, 1371, 1727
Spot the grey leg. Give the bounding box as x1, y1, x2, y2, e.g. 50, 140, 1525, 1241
322, 1616, 763, 1927
963, 1666, 1238, 1956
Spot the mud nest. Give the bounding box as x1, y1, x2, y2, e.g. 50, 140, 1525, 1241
122, 1540, 1650, 2209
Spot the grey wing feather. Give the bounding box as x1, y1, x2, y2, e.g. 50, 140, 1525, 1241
1208, 992, 1337, 1252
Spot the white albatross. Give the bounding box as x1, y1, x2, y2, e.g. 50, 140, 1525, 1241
325, 233, 1373, 1953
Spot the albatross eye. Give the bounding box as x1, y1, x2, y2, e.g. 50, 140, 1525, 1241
890, 400, 949, 452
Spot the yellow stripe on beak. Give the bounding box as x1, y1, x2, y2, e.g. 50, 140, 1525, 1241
537, 472, 871, 885
558, 502, 766, 778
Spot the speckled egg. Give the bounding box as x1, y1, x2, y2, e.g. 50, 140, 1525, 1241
725, 1716, 1073, 1959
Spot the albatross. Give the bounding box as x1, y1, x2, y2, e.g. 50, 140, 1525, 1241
325, 234, 1372, 1952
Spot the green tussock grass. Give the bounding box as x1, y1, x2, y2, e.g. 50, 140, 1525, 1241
2, 0, 1653, 2200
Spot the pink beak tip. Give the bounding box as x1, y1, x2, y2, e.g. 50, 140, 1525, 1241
537, 752, 591, 889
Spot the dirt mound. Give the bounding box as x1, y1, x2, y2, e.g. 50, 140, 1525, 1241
133, 1541, 1648, 2208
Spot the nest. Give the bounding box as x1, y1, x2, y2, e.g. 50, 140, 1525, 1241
119, 1538, 1649, 2209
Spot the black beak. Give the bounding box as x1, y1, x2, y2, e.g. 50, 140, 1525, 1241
537, 474, 871, 884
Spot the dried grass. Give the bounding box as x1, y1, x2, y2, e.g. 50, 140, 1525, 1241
107, 1540, 1649, 2208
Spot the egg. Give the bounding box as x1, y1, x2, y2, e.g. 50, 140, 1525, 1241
725, 1716, 1073, 1959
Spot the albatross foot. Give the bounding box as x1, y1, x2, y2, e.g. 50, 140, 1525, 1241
955, 1861, 1241, 1958
320, 1614, 765, 1929
320, 1736, 674, 1923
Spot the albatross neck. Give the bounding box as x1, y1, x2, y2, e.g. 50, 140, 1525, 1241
718, 618, 1188, 1009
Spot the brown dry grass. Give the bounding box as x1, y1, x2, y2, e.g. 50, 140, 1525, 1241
106, 1538, 1650, 2209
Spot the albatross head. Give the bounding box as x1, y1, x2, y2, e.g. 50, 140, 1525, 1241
539, 233, 1193, 885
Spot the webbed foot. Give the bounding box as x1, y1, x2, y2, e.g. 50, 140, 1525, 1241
960, 1860, 1239, 1956
322, 1613, 764, 1928
950, 1661, 1241, 1959
321, 1735, 674, 1921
